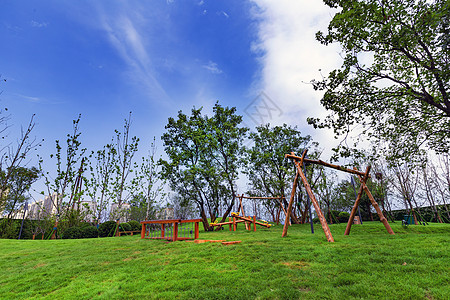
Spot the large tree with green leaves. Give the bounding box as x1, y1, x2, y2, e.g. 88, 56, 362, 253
244, 124, 312, 222
160, 103, 248, 229
310, 0, 450, 162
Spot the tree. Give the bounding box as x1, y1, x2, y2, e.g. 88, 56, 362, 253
110, 112, 139, 220
0, 115, 41, 211
40, 116, 87, 228
244, 124, 312, 222
160, 103, 248, 230
86, 141, 116, 223
309, 0, 450, 162
130, 138, 165, 221
2, 166, 40, 219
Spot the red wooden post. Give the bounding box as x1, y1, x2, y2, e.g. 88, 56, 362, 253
141, 223, 145, 239
253, 215, 256, 232
194, 221, 199, 239
233, 216, 236, 231
161, 224, 165, 238
173, 222, 178, 242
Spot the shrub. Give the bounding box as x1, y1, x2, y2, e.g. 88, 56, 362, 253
98, 221, 118, 237
128, 220, 141, 231
119, 222, 131, 232
81, 226, 98, 238
338, 212, 350, 223
312, 217, 320, 224
0, 219, 19, 239
62, 227, 82, 239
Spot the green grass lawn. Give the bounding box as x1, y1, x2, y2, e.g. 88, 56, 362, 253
1, 222, 449, 299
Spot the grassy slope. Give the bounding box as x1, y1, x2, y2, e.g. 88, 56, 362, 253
0, 222, 449, 299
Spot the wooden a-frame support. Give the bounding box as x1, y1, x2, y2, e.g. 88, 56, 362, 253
283, 150, 394, 242
345, 165, 395, 235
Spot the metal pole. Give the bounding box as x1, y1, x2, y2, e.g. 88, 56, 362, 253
18, 202, 28, 240
350, 176, 363, 225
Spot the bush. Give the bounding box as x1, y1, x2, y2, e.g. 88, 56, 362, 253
0, 219, 19, 239
81, 226, 98, 238
312, 217, 320, 224
62, 227, 82, 239
98, 221, 118, 237
119, 222, 131, 232
128, 220, 141, 231
338, 212, 350, 223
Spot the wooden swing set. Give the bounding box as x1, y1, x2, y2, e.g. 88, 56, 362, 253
210, 194, 273, 231
283, 150, 395, 242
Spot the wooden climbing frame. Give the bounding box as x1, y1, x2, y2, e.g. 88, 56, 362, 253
284, 150, 394, 242
140, 219, 201, 242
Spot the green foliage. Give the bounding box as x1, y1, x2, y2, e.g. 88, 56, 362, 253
244, 124, 313, 219
62, 227, 82, 239
98, 221, 117, 237
118, 222, 131, 232
128, 220, 141, 231
338, 211, 350, 223
39, 115, 88, 225
310, 0, 450, 163
1, 167, 40, 219
0, 219, 19, 239
62, 225, 98, 239
81, 226, 98, 238
160, 102, 248, 228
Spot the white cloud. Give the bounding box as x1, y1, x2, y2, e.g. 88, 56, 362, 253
198, 0, 204, 5
202, 61, 223, 74
249, 0, 343, 155
219, 11, 229, 18
31, 20, 48, 28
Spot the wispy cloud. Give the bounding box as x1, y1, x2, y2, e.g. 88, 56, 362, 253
219, 11, 229, 18
31, 20, 48, 28
202, 61, 223, 74
14, 93, 41, 103
96, 5, 171, 104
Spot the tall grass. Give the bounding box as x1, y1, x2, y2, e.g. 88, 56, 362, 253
0, 222, 448, 299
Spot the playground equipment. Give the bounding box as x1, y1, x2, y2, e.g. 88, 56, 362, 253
140, 219, 201, 242
236, 194, 288, 225
284, 150, 395, 242
210, 212, 271, 231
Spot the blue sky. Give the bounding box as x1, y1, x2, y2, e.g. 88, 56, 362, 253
1, 0, 342, 196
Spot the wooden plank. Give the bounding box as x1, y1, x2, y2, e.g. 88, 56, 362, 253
253, 216, 256, 232
222, 241, 242, 245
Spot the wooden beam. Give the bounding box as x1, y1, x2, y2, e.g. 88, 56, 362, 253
345, 166, 370, 235
362, 182, 395, 235
285, 154, 368, 177
282, 150, 305, 237
296, 160, 334, 242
